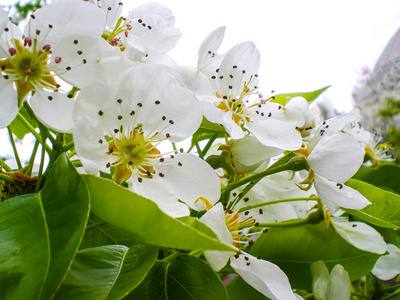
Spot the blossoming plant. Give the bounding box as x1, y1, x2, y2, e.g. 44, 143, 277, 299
1, 1, 400, 300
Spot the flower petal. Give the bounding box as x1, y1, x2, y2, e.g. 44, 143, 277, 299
313, 174, 371, 213
30, 90, 74, 133
230, 254, 297, 300
197, 26, 225, 68
200, 203, 234, 271
327, 264, 351, 300
246, 118, 302, 150
308, 132, 365, 183
311, 261, 330, 299
26, 0, 105, 46
216, 41, 260, 98
372, 244, 400, 280
153, 153, 221, 210
0, 76, 18, 129
332, 219, 387, 254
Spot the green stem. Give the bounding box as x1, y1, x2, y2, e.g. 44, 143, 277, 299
257, 218, 310, 228
382, 285, 400, 293
238, 197, 320, 213
85, 221, 108, 230
171, 142, 177, 152
7, 127, 22, 169
162, 251, 181, 262
16, 113, 51, 154
28, 140, 40, 165
0, 173, 19, 185
0, 158, 13, 172
202, 133, 218, 157
351, 292, 370, 299
68, 149, 76, 159
194, 139, 203, 158
35, 131, 47, 193
383, 291, 400, 300
222, 153, 307, 201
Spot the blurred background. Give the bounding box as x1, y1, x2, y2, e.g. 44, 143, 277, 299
1, 0, 400, 162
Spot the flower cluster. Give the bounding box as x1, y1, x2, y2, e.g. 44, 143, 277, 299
1, 1, 399, 300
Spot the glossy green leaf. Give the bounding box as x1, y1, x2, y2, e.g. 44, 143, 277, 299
38, 154, 90, 299
0, 194, 49, 299
55, 245, 128, 299
353, 163, 400, 195
345, 179, 400, 229
227, 277, 267, 300
82, 175, 234, 251
166, 255, 228, 300
107, 242, 158, 300
270, 85, 331, 106
250, 221, 380, 289
125, 261, 168, 300
194, 117, 227, 136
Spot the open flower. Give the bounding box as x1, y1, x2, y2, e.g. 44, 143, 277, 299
297, 110, 371, 213
87, 1, 181, 63
200, 41, 302, 150
0, 0, 125, 132
73, 64, 220, 217
200, 202, 298, 300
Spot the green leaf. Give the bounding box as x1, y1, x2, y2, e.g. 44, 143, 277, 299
270, 86, 331, 106
0, 194, 49, 299
55, 245, 129, 299
227, 277, 267, 300
82, 175, 234, 251
344, 179, 400, 229
194, 117, 227, 136
125, 261, 168, 300
250, 221, 380, 289
166, 255, 228, 300
8, 105, 38, 140
107, 242, 158, 300
353, 163, 400, 195
38, 154, 90, 299
127, 255, 228, 300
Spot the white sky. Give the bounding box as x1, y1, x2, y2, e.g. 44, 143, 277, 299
1, 0, 400, 161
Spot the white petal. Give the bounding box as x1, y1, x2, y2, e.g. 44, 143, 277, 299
128, 176, 190, 218
230, 254, 297, 300
0, 8, 8, 32
197, 26, 225, 68
170, 66, 215, 102
126, 3, 181, 58
246, 118, 302, 150
230, 135, 283, 168
308, 133, 365, 183
311, 261, 330, 299
332, 219, 387, 254
372, 244, 400, 280
216, 41, 260, 98
327, 265, 351, 300
26, 0, 105, 46
73, 116, 111, 174
222, 111, 245, 139
51, 35, 131, 88
309, 109, 361, 149
200, 203, 234, 271
29, 91, 74, 133
313, 174, 371, 213
153, 153, 221, 209
284, 96, 313, 128
0, 76, 18, 129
